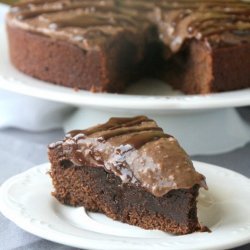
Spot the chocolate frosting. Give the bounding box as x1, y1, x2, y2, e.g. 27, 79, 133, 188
7, 0, 250, 52
49, 116, 207, 197
7, 0, 146, 50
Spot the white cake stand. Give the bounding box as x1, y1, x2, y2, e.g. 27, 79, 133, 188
0, 18, 250, 155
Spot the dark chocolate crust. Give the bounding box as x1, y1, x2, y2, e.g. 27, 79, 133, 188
7, 24, 143, 92
50, 159, 201, 235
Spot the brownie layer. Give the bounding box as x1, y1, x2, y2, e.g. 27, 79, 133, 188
50, 160, 201, 235
7, 24, 144, 92
162, 39, 250, 94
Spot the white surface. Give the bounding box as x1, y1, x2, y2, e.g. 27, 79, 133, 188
0, 23, 250, 111
0, 89, 74, 131
0, 162, 249, 250
0, 3, 7, 19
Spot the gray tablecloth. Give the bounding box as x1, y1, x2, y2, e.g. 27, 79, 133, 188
0, 107, 250, 250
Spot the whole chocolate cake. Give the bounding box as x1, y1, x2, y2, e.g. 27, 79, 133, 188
49, 116, 208, 234
6, 0, 250, 94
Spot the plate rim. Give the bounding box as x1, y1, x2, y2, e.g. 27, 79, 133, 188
0, 161, 250, 250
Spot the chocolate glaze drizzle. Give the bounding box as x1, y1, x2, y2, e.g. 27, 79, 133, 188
49, 116, 207, 197
7, 0, 250, 52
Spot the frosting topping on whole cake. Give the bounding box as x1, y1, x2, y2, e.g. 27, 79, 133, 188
149, 0, 250, 51
7, 0, 250, 52
49, 116, 207, 197
7, 0, 147, 50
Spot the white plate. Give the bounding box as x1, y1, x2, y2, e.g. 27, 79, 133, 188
0, 161, 249, 250
0, 20, 250, 111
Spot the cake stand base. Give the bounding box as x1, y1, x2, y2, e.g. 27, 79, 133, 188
64, 107, 250, 155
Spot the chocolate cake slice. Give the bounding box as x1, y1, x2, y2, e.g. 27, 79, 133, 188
49, 116, 208, 235
6, 0, 250, 94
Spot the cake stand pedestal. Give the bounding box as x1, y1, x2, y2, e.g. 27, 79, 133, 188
64, 107, 250, 156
